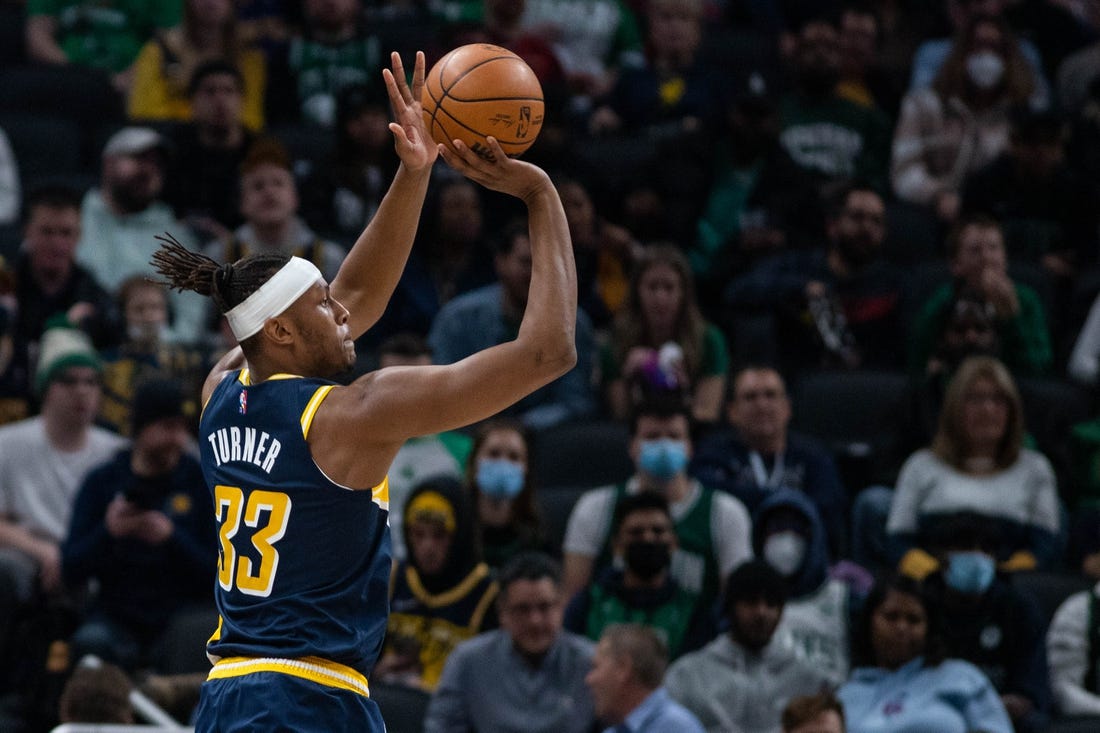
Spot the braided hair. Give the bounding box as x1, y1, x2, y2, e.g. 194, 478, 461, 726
150, 232, 290, 319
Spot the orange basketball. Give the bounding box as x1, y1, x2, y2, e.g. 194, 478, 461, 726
422, 44, 545, 160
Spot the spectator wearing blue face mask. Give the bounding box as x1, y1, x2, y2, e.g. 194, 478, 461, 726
562, 399, 753, 614
465, 418, 550, 570
924, 512, 1050, 733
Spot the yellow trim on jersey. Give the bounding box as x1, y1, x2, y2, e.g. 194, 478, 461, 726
300, 385, 336, 437
238, 369, 301, 386
406, 562, 492, 608
209, 616, 224, 644
372, 477, 390, 508
208, 656, 370, 697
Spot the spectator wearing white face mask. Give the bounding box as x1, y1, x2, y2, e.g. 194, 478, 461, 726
892, 14, 1041, 224
909, 0, 1050, 105
753, 489, 865, 689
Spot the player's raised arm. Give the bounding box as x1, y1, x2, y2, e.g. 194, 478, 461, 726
330, 51, 438, 338
327, 137, 577, 441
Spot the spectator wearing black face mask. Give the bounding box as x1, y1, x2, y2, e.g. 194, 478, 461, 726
564, 492, 714, 660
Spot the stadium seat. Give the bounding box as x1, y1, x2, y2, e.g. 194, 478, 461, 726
1044, 717, 1100, 733
789, 370, 913, 489
0, 66, 123, 124
536, 485, 589, 555
369, 681, 430, 733
0, 5, 25, 69
268, 122, 334, 180
1017, 377, 1095, 505
531, 419, 632, 490
156, 606, 220, 675
1010, 571, 1091, 631
883, 200, 941, 267
0, 112, 82, 192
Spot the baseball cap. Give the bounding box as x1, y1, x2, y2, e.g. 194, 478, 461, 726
102, 127, 166, 158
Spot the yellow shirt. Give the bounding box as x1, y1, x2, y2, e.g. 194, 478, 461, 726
128, 39, 267, 131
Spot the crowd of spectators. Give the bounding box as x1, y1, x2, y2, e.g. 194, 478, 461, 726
6, 0, 1100, 731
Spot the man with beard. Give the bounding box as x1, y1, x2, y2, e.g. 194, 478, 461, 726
724, 184, 906, 372
564, 492, 713, 660
77, 127, 206, 344
61, 378, 215, 672
909, 214, 1052, 378
777, 13, 891, 194
664, 559, 828, 733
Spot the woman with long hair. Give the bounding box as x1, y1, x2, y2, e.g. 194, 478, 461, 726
129, 0, 267, 130
886, 356, 1060, 571
838, 574, 1012, 733
464, 418, 546, 570
890, 14, 1038, 222
603, 245, 729, 426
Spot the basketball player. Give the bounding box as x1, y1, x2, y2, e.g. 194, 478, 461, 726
151, 51, 577, 732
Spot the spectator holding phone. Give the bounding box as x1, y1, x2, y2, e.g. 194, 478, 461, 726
61, 378, 215, 673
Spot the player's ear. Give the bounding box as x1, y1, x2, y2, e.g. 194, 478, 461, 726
262, 315, 295, 345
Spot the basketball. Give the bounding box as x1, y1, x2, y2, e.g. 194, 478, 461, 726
422, 44, 545, 160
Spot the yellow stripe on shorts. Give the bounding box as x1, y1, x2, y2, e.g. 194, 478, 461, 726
208, 655, 370, 697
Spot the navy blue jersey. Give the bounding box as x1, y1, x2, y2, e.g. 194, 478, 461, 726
199, 369, 391, 678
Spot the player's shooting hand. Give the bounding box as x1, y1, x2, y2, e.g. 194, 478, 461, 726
384, 51, 438, 173
438, 137, 548, 203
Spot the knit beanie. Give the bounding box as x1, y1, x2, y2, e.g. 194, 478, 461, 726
35, 321, 101, 395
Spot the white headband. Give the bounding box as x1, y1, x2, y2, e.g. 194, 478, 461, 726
225, 257, 323, 341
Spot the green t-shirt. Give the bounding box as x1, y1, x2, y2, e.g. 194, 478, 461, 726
288, 34, 384, 126
28, 0, 181, 72
908, 282, 1052, 378
778, 93, 891, 193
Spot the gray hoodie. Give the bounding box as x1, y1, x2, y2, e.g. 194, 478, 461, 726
664, 633, 829, 733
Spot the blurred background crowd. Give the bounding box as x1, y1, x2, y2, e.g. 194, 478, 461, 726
5, 0, 1100, 731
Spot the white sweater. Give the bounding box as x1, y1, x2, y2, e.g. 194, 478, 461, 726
886, 448, 1059, 536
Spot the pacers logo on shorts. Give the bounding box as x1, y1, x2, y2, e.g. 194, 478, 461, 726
239, 390, 248, 414
517, 106, 531, 138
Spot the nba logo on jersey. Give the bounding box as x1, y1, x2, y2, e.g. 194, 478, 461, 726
239, 390, 248, 414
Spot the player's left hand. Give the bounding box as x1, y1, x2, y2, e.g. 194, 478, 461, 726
384, 51, 438, 172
